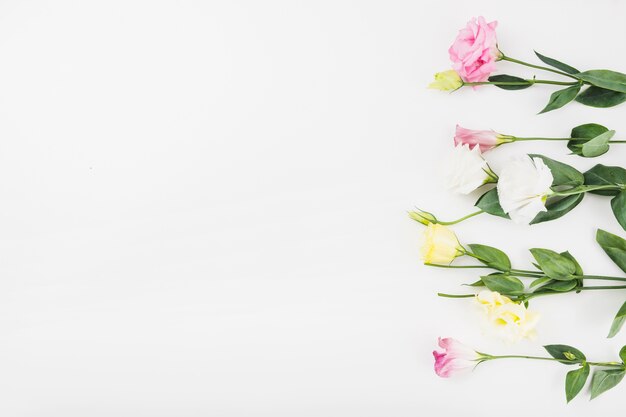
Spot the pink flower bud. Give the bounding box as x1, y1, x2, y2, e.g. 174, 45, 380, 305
454, 125, 502, 153
433, 337, 479, 378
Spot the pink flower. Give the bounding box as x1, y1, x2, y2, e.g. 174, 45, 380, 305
454, 124, 504, 152
433, 337, 479, 378
449, 17, 500, 83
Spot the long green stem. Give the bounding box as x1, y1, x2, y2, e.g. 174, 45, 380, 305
464, 79, 578, 87
437, 210, 484, 225
552, 184, 624, 197
580, 285, 626, 291
499, 55, 581, 80
486, 354, 623, 368
514, 137, 626, 144
437, 293, 475, 298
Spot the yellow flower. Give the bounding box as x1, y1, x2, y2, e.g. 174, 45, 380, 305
428, 70, 463, 91
419, 224, 463, 264
476, 290, 540, 343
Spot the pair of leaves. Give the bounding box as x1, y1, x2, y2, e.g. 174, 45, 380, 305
584, 165, 626, 230
544, 344, 626, 402
530, 248, 577, 280
567, 123, 615, 157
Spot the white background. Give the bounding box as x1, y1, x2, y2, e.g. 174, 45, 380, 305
0, 0, 625, 415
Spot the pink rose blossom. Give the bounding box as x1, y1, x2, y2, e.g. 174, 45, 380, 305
449, 17, 500, 83
433, 337, 479, 378
454, 124, 502, 152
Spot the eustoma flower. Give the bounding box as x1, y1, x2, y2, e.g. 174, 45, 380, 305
443, 144, 497, 194
432, 338, 626, 402
455, 123, 626, 158
454, 125, 511, 152
476, 290, 539, 343
432, 337, 481, 377
428, 70, 463, 91
497, 156, 553, 224
419, 224, 463, 265
448, 16, 500, 83
429, 16, 626, 113
410, 154, 626, 230
419, 226, 626, 339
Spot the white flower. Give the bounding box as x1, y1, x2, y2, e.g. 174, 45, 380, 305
476, 290, 540, 344
443, 144, 494, 194
496, 156, 553, 224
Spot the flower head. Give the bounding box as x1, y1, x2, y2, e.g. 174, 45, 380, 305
449, 17, 500, 83
433, 337, 480, 378
454, 125, 510, 153
496, 156, 553, 224
476, 290, 540, 343
408, 209, 437, 225
419, 223, 463, 264
428, 70, 463, 91
444, 144, 495, 194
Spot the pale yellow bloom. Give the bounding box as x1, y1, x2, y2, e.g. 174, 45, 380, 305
419, 224, 463, 264
428, 70, 463, 91
476, 290, 540, 343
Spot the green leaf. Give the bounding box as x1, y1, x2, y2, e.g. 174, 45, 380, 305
560, 251, 583, 276
530, 277, 552, 288
540, 280, 577, 292
467, 244, 511, 271
620, 346, 626, 364
539, 85, 581, 114
577, 70, 626, 94
565, 363, 590, 403
581, 130, 615, 157
534, 51, 579, 74
480, 274, 524, 296
530, 248, 576, 280
608, 300, 626, 338
568, 123, 609, 155
529, 154, 584, 187
584, 165, 626, 196
596, 229, 626, 274
475, 188, 509, 218
590, 369, 625, 400
611, 191, 626, 231
530, 194, 584, 225
544, 344, 586, 364
464, 279, 485, 287
576, 86, 626, 108
488, 74, 533, 90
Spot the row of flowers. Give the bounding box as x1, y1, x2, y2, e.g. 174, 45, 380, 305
418, 16, 626, 403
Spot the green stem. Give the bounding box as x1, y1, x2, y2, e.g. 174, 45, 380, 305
551, 184, 624, 197
437, 210, 484, 226
464, 80, 578, 87
500, 55, 581, 80
580, 285, 626, 291
425, 263, 489, 269
437, 292, 475, 298
582, 275, 626, 282
486, 354, 623, 368
513, 137, 626, 144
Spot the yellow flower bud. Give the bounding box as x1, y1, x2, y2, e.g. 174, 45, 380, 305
428, 70, 463, 91
419, 224, 463, 264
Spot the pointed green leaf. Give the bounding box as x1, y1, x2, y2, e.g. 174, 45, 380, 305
544, 344, 586, 364
584, 165, 626, 196
565, 363, 590, 403
467, 244, 511, 271
611, 191, 626, 231
590, 369, 625, 399
576, 86, 626, 108
581, 130, 615, 157
539, 85, 581, 114
620, 346, 626, 364
534, 51, 579, 74
480, 274, 524, 296
488, 74, 533, 90
540, 280, 577, 292
530, 194, 584, 225
530, 277, 552, 289
596, 229, 626, 274
464, 279, 485, 287
608, 300, 626, 338
577, 70, 626, 94
475, 188, 509, 218
530, 248, 576, 280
